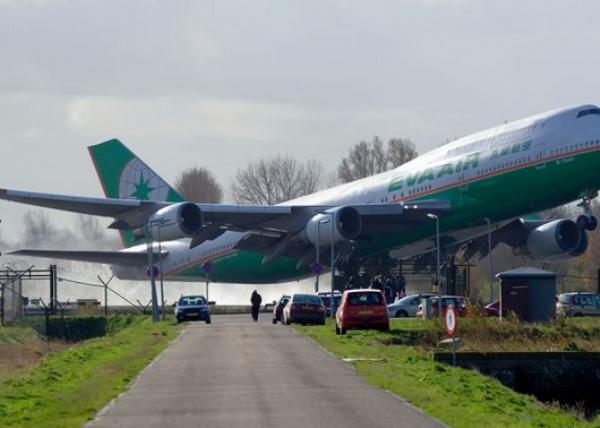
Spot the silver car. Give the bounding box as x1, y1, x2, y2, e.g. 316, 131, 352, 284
557, 292, 600, 317
387, 293, 436, 318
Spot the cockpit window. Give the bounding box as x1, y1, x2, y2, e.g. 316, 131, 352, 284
577, 108, 600, 118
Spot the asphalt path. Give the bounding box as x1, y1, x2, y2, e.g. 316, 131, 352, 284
88, 314, 443, 428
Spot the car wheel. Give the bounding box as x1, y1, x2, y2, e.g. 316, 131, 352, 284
285, 316, 291, 325
335, 324, 340, 335
272, 318, 277, 324
380, 324, 390, 332
340, 325, 347, 335
395, 310, 408, 318
205, 316, 211, 324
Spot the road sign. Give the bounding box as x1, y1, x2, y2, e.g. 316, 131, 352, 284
311, 262, 323, 275
202, 262, 213, 274
146, 266, 160, 279
445, 305, 457, 336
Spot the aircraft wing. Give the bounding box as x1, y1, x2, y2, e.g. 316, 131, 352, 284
0, 188, 169, 229
8, 249, 167, 267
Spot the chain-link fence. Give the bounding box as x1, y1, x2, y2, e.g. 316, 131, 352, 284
0, 266, 56, 328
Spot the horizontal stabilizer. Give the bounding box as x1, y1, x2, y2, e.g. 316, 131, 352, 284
9, 249, 167, 267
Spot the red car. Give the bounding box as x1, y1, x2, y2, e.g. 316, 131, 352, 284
335, 289, 389, 335
484, 301, 500, 317
283, 294, 326, 325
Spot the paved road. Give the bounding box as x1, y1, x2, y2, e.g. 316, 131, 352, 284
88, 314, 443, 428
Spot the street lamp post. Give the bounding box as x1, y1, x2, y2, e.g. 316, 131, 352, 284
484, 218, 493, 304
144, 224, 160, 323
427, 214, 442, 316
156, 223, 166, 321
330, 213, 336, 318
315, 220, 321, 293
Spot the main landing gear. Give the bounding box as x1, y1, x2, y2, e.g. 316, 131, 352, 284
576, 192, 598, 231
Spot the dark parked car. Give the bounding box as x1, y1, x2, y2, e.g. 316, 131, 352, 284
335, 289, 389, 334
175, 295, 211, 324
272, 295, 291, 324
283, 294, 326, 325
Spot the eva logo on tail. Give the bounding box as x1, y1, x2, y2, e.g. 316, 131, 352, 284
119, 158, 171, 201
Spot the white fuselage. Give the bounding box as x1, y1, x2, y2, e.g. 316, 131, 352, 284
114, 104, 600, 281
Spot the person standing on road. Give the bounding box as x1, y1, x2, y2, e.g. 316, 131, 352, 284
250, 290, 262, 322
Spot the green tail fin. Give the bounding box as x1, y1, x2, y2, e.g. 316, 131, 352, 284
88, 139, 184, 247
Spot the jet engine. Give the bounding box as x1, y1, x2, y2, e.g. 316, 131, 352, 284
522, 219, 588, 261
147, 202, 203, 241
302, 206, 362, 245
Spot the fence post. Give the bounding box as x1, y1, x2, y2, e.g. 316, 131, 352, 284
1, 280, 4, 326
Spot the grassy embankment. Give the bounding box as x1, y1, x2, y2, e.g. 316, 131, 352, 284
296, 317, 600, 428
0, 316, 180, 428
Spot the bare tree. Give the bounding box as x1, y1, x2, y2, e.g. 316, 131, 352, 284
231, 156, 324, 205
22, 210, 59, 247
76, 214, 105, 241
387, 138, 417, 168
337, 136, 418, 183
175, 167, 223, 203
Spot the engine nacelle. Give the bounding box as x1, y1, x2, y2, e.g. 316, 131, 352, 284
302, 206, 362, 245
524, 219, 588, 261
148, 202, 203, 241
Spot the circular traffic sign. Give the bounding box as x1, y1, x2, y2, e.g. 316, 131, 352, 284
311, 262, 323, 274
202, 262, 213, 274
146, 265, 160, 279
445, 305, 457, 336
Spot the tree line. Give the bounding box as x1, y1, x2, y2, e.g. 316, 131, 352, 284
175, 136, 418, 204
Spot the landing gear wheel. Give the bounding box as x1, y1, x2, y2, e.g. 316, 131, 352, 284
577, 215, 598, 231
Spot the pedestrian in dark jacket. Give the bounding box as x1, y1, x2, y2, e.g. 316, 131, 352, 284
251, 290, 262, 322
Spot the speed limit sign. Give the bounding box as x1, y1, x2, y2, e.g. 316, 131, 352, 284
445, 306, 457, 336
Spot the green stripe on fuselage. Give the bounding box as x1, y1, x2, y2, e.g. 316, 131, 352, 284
173, 149, 600, 284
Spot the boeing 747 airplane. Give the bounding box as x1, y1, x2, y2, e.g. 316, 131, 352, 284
2, 104, 600, 283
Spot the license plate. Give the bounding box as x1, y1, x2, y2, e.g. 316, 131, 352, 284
187, 312, 198, 317
359, 310, 373, 316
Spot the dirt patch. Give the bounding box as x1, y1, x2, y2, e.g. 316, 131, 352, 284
0, 338, 72, 381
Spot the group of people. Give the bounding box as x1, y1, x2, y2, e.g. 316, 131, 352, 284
343, 274, 406, 304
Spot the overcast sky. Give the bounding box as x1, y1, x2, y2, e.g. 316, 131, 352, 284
1, 0, 600, 243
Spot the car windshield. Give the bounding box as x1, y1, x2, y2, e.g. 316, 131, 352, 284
395, 295, 420, 305
293, 294, 322, 305
320, 296, 342, 306
178, 296, 206, 306
558, 294, 571, 303
348, 292, 383, 306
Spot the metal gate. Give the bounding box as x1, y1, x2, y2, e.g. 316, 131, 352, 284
0, 265, 57, 326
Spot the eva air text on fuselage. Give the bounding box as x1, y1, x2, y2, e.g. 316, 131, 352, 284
388, 140, 533, 192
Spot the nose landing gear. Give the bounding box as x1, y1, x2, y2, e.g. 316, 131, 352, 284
576, 192, 598, 231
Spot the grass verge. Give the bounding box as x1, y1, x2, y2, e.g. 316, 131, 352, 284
0, 316, 180, 428
296, 319, 599, 428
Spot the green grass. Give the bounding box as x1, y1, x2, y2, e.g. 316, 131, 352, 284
296, 319, 600, 428
0, 325, 44, 345
379, 317, 600, 352
0, 316, 180, 428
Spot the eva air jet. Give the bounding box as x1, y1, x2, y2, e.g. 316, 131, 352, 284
2, 104, 600, 283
